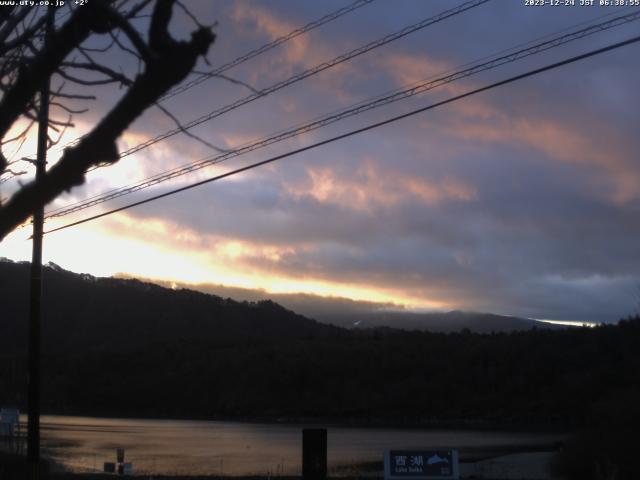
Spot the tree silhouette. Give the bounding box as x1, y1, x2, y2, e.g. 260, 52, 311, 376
0, 0, 215, 240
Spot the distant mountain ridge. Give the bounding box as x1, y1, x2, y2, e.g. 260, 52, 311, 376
320, 309, 565, 333
0, 259, 561, 355
0, 259, 635, 427
0, 259, 343, 354
150, 279, 566, 333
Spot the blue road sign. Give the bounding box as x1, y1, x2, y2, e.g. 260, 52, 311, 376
384, 450, 459, 480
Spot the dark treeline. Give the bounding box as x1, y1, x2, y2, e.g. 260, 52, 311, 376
0, 259, 343, 356
27, 321, 640, 428
1, 259, 639, 430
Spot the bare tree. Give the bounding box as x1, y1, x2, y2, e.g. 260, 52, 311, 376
0, 0, 215, 240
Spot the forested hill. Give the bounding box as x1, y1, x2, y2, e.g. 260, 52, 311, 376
0, 259, 344, 354
1, 258, 561, 343
2, 258, 639, 429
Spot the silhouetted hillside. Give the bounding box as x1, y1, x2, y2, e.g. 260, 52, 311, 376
149, 279, 565, 332
1, 259, 638, 430
0, 259, 344, 355
0, 260, 560, 357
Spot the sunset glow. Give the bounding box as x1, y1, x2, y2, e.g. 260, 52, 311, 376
2, 0, 639, 324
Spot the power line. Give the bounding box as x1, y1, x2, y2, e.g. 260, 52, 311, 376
161, 0, 376, 101
45, 10, 640, 219
46, 9, 638, 217
44, 0, 493, 215
114, 0, 492, 159
19, 0, 377, 158
42, 33, 640, 236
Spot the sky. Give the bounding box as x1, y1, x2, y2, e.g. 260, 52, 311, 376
1, 0, 640, 324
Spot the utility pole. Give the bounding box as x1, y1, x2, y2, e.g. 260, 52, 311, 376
27, 8, 52, 477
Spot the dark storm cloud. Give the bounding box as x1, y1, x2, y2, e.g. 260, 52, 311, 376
122, 125, 640, 323
34, 0, 640, 323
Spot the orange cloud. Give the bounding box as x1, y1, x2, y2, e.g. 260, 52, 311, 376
372, 48, 639, 204
230, 2, 312, 74
229, 2, 365, 104
437, 102, 640, 204
378, 51, 456, 92
283, 158, 477, 212
369, 46, 639, 201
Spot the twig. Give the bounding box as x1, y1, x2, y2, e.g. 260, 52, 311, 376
191, 70, 261, 95
154, 102, 229, 153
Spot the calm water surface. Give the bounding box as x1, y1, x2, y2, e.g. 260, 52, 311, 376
34, 415, 561, 475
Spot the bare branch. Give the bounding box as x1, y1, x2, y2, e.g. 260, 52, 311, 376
0, 7, 31, 45
108, 29, 143, 60
103, 3, 155, 61
0, 1, 216, 239
0, 2, 108, 142
47, 117, 73, 128
192, 70, 261, 95
125, 0, 154, 19
21, 110, 37, 122
6, 133, 30, 164
0, 168, 28, 179
48, 82, 90, 113
176, 0, 203, 28
47, 117, 72, 148
50, 102, 89, 115
61, 61, 134, 86
51, 91, 97, 100
56, 67, 124, 86
154, 102, 229, 153
79, 37, 117, 53
0, 13, 48, 56
1, 118, 36, 145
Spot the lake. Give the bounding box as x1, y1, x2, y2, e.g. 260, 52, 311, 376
32, 415, 561, 475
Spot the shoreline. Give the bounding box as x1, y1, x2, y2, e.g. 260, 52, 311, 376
4, 417, 565, 479
4, 441, 562, 478
32, 411, 569, 434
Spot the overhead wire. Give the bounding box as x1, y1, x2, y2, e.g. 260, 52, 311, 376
42, 33, 640, 236
161, 0, 376, 102
43, 0, 494, 215
17, 0, 377, 159
44, 9, 640, 219
113, 0, 491, 160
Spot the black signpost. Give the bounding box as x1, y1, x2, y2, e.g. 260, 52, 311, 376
384, 450, 459, 480
103, 448, 132, 476
303, 428, 327, 480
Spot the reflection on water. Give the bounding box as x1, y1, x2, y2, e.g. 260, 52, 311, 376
36, 415, 561, 475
